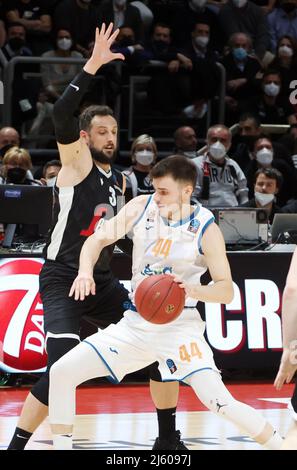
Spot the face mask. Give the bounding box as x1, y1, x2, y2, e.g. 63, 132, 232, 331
278, 45, 293, 57
194, 36, 209, 48
119, 36, 134, 47
209, 141, 226, 160
46, 177, 56, 187
233, 47, 247, 61
256, 147, 273, 166
57, 38, 72, 51
282, 2, 296, 13
191, 0, 207, 9
7, 167, 27, 184
183, 151, 197, 159
134, 150, 154, 166
8, 37, 25, 51
232, 0, 247, 7
153, 40, 168, 51
254, 191, 275, 206
264, 82, 280, 97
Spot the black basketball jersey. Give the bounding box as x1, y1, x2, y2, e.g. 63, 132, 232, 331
44, 164, 124, 275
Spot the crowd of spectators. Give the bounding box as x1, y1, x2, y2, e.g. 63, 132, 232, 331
2, 1, 297, 245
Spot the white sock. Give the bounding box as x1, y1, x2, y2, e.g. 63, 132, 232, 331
53, 433, 73, 450
263, 431, 283, 450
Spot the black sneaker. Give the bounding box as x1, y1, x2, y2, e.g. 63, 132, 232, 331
152, 430, 188, 450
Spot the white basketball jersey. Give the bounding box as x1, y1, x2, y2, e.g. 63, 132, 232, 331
130, 195, 215, 306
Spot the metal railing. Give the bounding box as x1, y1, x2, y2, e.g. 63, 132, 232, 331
2, 56, 123, 127
127, 61, 226, 142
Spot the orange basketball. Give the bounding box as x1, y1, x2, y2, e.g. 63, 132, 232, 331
134, 274, 185, 324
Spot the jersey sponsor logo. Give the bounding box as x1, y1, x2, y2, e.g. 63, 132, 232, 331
187, 219, 200, 233
141, 264, 172, 276
166, 358, 177, 374
0, 258, 47, 373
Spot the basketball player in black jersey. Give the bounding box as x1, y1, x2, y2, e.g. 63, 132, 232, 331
7, 23, 186, 451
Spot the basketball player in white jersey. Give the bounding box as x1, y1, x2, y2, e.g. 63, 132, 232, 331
7, 24, 186, 451
46, 155, 283, 450
274, 247, 297, 449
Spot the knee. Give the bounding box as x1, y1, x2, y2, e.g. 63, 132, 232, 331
49, 359, 67, 387
204, 396, 238, 416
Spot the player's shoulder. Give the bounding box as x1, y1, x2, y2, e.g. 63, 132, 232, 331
198, 204, 215, 221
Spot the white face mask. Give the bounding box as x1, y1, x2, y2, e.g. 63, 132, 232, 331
194, 35, 209, 48
57, 38, 72, 51
254, 191, 275, 206
46, 176, 57, 187
183, 151, 197, 159
134, 150, 154, 166
232, 0, 247, 7
256, 147, 273, 166
278, 45, 293, 57
264, 82, 280, 97
209, 141, 226, 160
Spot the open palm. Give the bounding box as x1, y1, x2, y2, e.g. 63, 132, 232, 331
90, 23, 125, 66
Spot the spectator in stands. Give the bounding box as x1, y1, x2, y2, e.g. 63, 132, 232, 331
0, 126, 20, 158
98, 0, 145, 42
26, 88, 54, 148
0, 21, 32, 63
0, 22, 38, 130
268, 35, 297, 100
179, 21, 220, 120
111, 25, 144, 76
122, 134, 157, 200
41, 29, 83, 101
164, 0, 223, 50
142, 23, 193, 113
53, 0, 99, 57
218, 0, 270, 61
267, 0, 297, 53
5, 0, 52, 55
173, 126, 199, 159
40, 159, 62, 187
221, 32, 262, 124
239, 69, 297, 125
245, 135, 297, 205
231, 112, 294, 172
0, 146, 37, 185
240, 167, 282, 223
192, 124, 249, 207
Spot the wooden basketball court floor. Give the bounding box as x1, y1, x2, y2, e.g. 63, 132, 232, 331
0, 381, 295, 451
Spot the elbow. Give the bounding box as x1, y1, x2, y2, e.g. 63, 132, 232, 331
224, 281, 234, 305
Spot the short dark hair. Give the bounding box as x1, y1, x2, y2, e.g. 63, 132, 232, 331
254, 167, 283, 190
42, 159, 62, 177
239, 112, 261, 128
79, 105, 114, 132
150, 155, 197, 188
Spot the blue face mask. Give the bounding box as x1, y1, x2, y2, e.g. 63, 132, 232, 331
233, 47, 247, 61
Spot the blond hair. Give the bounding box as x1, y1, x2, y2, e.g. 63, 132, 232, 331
2, 146, 32, 170
130, 134, 157, 163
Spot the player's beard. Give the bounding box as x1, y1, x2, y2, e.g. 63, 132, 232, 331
90, 146, 116, 164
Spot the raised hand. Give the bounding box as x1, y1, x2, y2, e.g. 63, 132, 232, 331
84, 23, 125, 75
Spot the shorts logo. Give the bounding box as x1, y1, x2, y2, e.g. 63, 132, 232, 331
187, 218, 200, 233
166, 358, 177, 374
